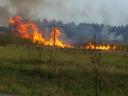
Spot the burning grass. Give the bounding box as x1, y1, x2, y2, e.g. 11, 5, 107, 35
0, 46, 128, 96
81, 42, 122, 51
9, 16, 72, 48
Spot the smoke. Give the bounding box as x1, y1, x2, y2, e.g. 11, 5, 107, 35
103, 31, 124, 41
101, 25, 124, 41
0, 0, 128, 26
0, 0, 126, 41
36, 0, 128, 26
0, 0, 44, 26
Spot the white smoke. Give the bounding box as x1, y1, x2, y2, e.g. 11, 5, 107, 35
0, 0, 126, 41
0, 0, 128, 26
101, 25, 124, 41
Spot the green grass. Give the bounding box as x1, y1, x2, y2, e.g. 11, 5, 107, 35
0, 46, 128, 96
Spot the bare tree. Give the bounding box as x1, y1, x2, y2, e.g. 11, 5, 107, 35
88, 32, 107, 96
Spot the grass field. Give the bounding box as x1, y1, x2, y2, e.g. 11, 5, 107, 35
0, 46, 128, 96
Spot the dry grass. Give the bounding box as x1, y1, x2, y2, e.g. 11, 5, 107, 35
0, 46, 127, 96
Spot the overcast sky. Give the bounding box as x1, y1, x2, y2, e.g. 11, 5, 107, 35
0, 0, 128, 26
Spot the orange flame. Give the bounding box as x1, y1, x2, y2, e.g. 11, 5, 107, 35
47, 27, 72, 48
9, 16, 72, 48
85, 42, 117, 51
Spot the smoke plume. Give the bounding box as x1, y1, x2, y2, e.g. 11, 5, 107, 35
0, 0, 43, 25
101, 25, 124, 42
0, 0, 126, 42
0, 0, 128, 26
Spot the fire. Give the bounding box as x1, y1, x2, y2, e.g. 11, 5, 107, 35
9, 16, 21, 24
84, 42, 117, 51
9, 16, 33, 39
9, 16, 72, 48
9, 16, 119, 50
47, 27, 72, 48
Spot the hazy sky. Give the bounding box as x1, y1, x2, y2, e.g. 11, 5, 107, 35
1, 0, 128, 25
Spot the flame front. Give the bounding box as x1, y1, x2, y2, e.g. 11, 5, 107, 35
47, 27, 72, 48
9, 16, 72, 48
9, 16, 119, 50
85, 42, 117, 51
